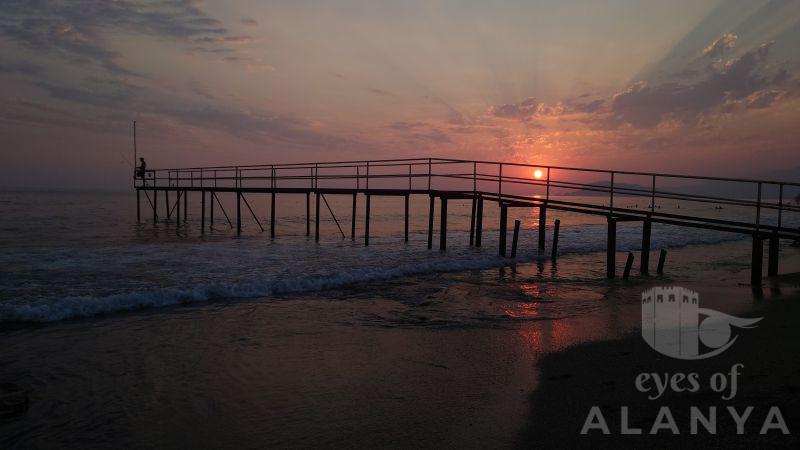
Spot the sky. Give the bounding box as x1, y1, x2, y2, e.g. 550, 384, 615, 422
0, 0, 799, 189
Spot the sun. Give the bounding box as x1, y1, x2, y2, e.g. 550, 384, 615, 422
533, 169, 543, 179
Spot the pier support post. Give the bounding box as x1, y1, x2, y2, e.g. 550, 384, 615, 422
538, 205, 547, 252
499, 205, 508, 256
427, 195, 434, 249
270, 192, 276, 239
351, 193, 357, 240
365, 194, 371, 246
166, 190, 171, 219
210, 192, 214, 228
657, 250, 667, 274
606, 217, 616, 279
176, 191, 181, 226
751, 234, 763, 285
236, 191, 242, 234
552, 219, 560, 260
404, 194, 409, 242
136, 190, 141, 222
201, 190, 205, 234
641, 217, 651, 275
153, 189, 158, 225
768, 234, 779, 277
315, 192, 320, 242
440, 196, 448, 251
511, 219, 521, 258
469, 195, 476, 246
623, 252, 634, 280
183, 190, 187, 223
475, 195, 483, 247
306, 192, 310, 236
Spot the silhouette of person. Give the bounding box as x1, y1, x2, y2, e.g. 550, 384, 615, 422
136, 157, 146, 179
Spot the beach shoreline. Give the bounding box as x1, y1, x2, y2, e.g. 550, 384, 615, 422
519, 270, 800, 449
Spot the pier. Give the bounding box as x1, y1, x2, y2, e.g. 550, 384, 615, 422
134, 158, 800, 285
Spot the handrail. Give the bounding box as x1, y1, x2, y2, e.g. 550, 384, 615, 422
134, 157, 800, 237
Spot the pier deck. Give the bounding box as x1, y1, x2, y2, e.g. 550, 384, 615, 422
134, 158, 800, 285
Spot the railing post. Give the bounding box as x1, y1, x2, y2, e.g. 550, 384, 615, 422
498, 163, 503, 199
609, 172, 615, 215
546, 167, 550, 201
427, 158, 432, 192
366, 161, 370, 191
755, 182, 762, 234
473, 161, 477, 193
651, 175, 656, 212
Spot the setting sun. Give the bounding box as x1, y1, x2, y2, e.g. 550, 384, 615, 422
534, 169, 543, 179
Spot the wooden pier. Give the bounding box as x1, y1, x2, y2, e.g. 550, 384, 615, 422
135, 158, 800, 285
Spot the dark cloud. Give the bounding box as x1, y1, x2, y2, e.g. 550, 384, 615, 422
241, 18, 259, 27
0, 0, 247, 76
0, 60, 44, 76
610, 41, 788, 128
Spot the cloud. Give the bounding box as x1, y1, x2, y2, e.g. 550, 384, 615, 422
0, 0, 251, 76
610, 41, 788, 127
0, 60, 44, 76
241, 18, 259, 26
490, 97, 603, 120
703, 33, 737, 58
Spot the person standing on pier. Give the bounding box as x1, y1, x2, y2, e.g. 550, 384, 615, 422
136, 158, 147, 181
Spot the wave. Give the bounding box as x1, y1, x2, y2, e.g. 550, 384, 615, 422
0, 223, 747, 323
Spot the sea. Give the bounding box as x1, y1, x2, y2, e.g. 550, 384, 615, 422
0, 190, 796, 447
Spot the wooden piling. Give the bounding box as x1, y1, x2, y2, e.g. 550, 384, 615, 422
404, 194, 409, 242
306, 192, 310, 236
183, 190, 187, 223
440, 196, 448, 251
552, 219, 560, 260
499, 205, 508, 256
768, 234, 779, 276
469, 195, 476, 246
166, 190, 171, 219
351, 193, 357, 240
315, 192, 320, 242
751, 235, 762, 285
623, 252, 634, 280
538, 205, 547, 252
365, 194, 371, 246
236, 191, 241, 235
210, 191, 214, 228
657, 249, 667, 274
136, 190, 141, 222
606, 217, 616, 278
176, 190, 181, 226
153, 189, 158, 225
510, 219, 521, 258
427, 195, 434, 249
270, 192, 276, 238
641, 217, 651, 275
475, 195, 483, 247
201, 190, 205, 233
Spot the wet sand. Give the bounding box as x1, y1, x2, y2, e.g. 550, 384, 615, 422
520, 273, 800, 449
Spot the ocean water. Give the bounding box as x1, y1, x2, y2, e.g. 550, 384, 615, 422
0, 190, 791, 323
2, 190, 797, 448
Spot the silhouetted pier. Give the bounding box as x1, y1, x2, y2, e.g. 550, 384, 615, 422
134, 158, 800, 285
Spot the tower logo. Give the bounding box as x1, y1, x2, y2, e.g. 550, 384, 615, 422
641, 287, 762, 360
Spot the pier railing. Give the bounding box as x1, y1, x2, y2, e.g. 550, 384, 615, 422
136, 157, 800, 238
